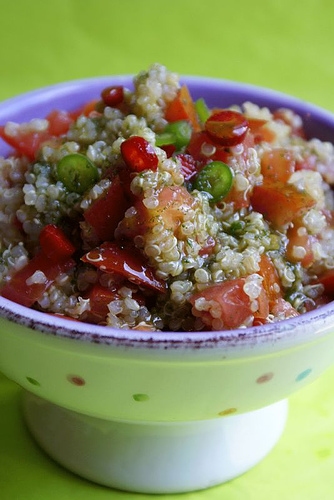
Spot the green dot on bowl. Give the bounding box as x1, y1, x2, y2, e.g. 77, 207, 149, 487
132, 393, 149, 402
26, 377, 40, 386
296, 368, 312, 382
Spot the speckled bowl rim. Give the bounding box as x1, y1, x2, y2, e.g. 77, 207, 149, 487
1, 75, 334, 352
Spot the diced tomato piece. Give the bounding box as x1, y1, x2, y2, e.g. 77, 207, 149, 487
223, 184, 251, 210
286, 225, 315, 268
186, 131, 230, 163
0, 125, 52, 161
175, 153, 199, 181
121, 136, 158, 172
84, 176, 129, 241
273, 108, 306, 138
189, 278, 264, 329
161, 144, 176, 158
101, 86, 124, 107
247, 118, 268, 133
317, 269, 334, 295
258, 255, 282, 307
252, 317, 268, 326
165, 85, 201, 132
271, 298, 299, 318
46, 110, 74, 136
253, 286, 270, 320
0, 252, 75, 308
82, 242, 166, 293
69, 100, 100, 120
205, 110, 249, 147
85, 283, 119, 323
117, 185, 196, 239
251, 181, 316, 226
261, 148, 295, 183
198, 236, 216, 257
39, 225, 75, 262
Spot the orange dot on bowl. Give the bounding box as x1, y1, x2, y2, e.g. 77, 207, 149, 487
256, 372, 274, 384
67, 375, 86, 386
219, 408, 237, 416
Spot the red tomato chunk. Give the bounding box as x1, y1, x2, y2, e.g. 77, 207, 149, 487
189, 278, 268, 330
1, 253, 75, 308
84, 176, 129, 241
82, 242, 166, 293
205, 110, 249, 147
251, 181, 316, 226
39, 225, 75, 262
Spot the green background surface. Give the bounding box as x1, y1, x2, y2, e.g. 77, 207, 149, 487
1, 0, 334, 498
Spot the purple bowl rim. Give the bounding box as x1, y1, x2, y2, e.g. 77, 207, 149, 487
0, 74, 334, 350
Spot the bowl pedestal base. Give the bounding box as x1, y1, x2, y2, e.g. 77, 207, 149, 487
22, 392, 288, 494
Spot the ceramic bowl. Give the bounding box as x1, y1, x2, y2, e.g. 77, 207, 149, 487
1, 77, 334, 494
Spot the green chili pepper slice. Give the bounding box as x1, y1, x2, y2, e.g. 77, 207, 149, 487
195, 98, 210, 123
56, 154, 99, 194
194, 161, 233, 203
155, 132, 175, 147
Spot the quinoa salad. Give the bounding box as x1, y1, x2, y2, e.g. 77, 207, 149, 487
1, 63, 334, 332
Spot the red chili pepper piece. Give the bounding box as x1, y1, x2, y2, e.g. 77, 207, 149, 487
39, 225, 76, 262
82, 242, 166, 293
84, 175, 129, 241
1, 252, 75, 308
121, 136, 158, 172
101, 86, 124, 107
205, 110, 249, 147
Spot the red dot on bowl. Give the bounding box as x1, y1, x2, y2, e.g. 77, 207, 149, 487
67, 375, 86, 386
256, 372, 274, 384
219, 408, 237, 416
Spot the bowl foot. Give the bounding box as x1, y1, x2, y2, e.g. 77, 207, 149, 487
22, 392, 288, 493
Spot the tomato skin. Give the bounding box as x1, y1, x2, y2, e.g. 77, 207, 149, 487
251, 181, 316, 226
84, 176, 129, 241
261, 148, 295, 183
121, 136, 158, 173
258, 255, 282, 307
0, 125, 52, 161
39, 225, 75, 262
82, 242, 167, 293
271, 298, 299, 318
165, 85, 201, 132
189, 278, 268, 329
0, 253, 75, 308
286, 225, 315, 268
205, 110, 249, 147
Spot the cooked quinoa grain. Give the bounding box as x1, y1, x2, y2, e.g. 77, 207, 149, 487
1, 63, 334, 331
